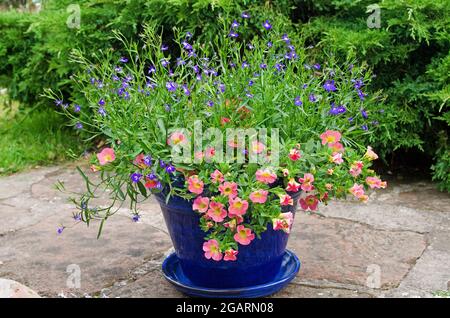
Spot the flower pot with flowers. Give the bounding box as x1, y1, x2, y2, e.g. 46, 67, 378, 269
49, 14, 387, 297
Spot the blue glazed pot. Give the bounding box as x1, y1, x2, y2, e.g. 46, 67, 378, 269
155, 188, 300, 289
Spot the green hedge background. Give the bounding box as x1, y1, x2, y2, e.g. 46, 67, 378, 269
0, 0, 448, 190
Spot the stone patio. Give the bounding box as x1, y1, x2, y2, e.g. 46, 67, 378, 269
0, 163, 449, 298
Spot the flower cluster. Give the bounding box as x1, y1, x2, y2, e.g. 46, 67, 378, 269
50, 13, 387, 259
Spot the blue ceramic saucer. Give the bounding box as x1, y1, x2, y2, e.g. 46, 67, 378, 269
162, 250, 300, 298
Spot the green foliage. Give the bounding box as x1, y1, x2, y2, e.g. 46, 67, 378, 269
0, 108, 84, 175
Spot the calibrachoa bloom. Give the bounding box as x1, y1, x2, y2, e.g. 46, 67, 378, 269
187, 175, 204, 194
299, 195, 319, 211
234, 225, 255, 245
320, 130, 342, 145
289, 148, 301, 161
272, 212, 294, 233
364, 146, 379, 161
366, 176, 387, 189
286, 178, 300, 192
349, 161, 364, 177
280, 194, 293, 206
251, 141, 265, 154
249, 189, 268, 204
299, 173, 315, 192
97, 148, 115, 165
168, 131, 187, 146
210, 169, 224, 183
224, 249, 238, 261
349, 183, 368, 202
203, 239, 222, 261
331, 152, 344, 164
219, 181, 238, 198
206, 201, 227, 222
329, 142, 344, 153
255, 169, 277, 184
193, 196, 210, 213
228, 197, 249, 217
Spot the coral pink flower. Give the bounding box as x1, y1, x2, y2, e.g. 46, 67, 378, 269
329, 142, 344, 153
203, 239, 222, 261
288, 148, 301, 161
251, 141, 265, 154
349, 161, 364, 177
167, 131, 187, 146
299, 173, 315, 192
224, 249, 238, 261
133, 154, 146, 168
234, 225, 255, 245
228, 197, 249, 217
224, 218, 237, 231
219, 181, 238, 198
255, 169, 277, 184
97, 148, 116, 165
299, 195, 319, 211
210, 169, 224, 183
349, 183, 369, 202
193, 196, 210, 213
280, 194, 293, 206
331, 152, 344, 164
194, 151, 204, 162
206, 201, 227, 222
205, 147, 216, 160
364, 146, 378, 161
220, 117, 231, 126
286, 178, 300, 192
282, 168, 290, 177
320, 130, 341, 145
187, 175, 204, 194
366, 176, 387, 189
249, 190, 268, 204
272, 212, 294, 233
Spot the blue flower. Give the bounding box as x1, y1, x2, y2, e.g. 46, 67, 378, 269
362, 124, 368, 131
55, 99, 63, 107
241, 12, 250, 19
323, 80, 337, 92
114, 66, 122, 73
361, 108, 368, 119
182, 84, 190, 96
263, 20, 272, 30
176, 58, 186, 66
231, 20, 239, 29
274, 63, 284, 72
98, 107, 107, 117
313, 63, 321, 70
241, 61, 249, 68
260, 63, 267, 69
130, 173, 142, 183
74, 104, 81, 112
329, 105, 347, 115
281, 33, 290, 43
186, 31, 193, 39
165, 165, 176, 174
182, 41, 192, 51
248, 80, 254, 86
357, 89, 366, 101
267, 41, 273, 48
309, 94, 317, 102
165, 81, 177, 92
207, 100, 214, 107
119, 57, 128, 63
148, 65, 156, 74
147, 172, 157, 180
161, 44, 169, 51
160, 160, 166, 168
98, 99, 105, 106
143, 155, 152, 166
57, 227, 64, 235
132, 214, 140, 222
75, 122, 83, 130
161, 59, 169, 67
73, 213, 82, 221
294, 96, 303, 106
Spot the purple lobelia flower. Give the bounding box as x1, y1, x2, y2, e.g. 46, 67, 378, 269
313, 63, 321, 70
166, 81, 177, 92
248, 80, 254, 86
186, 31, 193, 39
165, 165, 176, 174
130, 172, 142, 183
161, 59, 169, 67
267, 41, 273, 48
357, 89, 366, 101
161, 44, 169, 51
362, 124, 368, 131
176, 58, 186, 66
98, 107, 107, 117
55, 99, 63, 107
263, 20, 272, 30
302, 84, 308, 89
57, 227, 64, 235
207, 100, 214, 107
241, 12, 250, 19
182, 41, 192, 51
119, 57, 128, 63
74, 104, 81, 112
361, 108, 368, 119
159, 160, 166, 168
329, 104, 347, 115
182, 84, 191, 96
260, 63, 267, 69
309, 94, 317, 102
231, 20, 239, 29
192, 65, 200, 73
219, 83, 226, 93
148, 65, 156, 74
75, 122, 83, 130
323, 80, 337, 92
143, 155, 152, 166
132, 214, 140, 222
115, 66, 122, 73
73, 213, 82, 221
274, 63, 284, 72
147, 172, 157, 180
98, 98, 105, 106
242, 61, 249, 68
294, 96, 303, 106
281, 33, 290, 43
